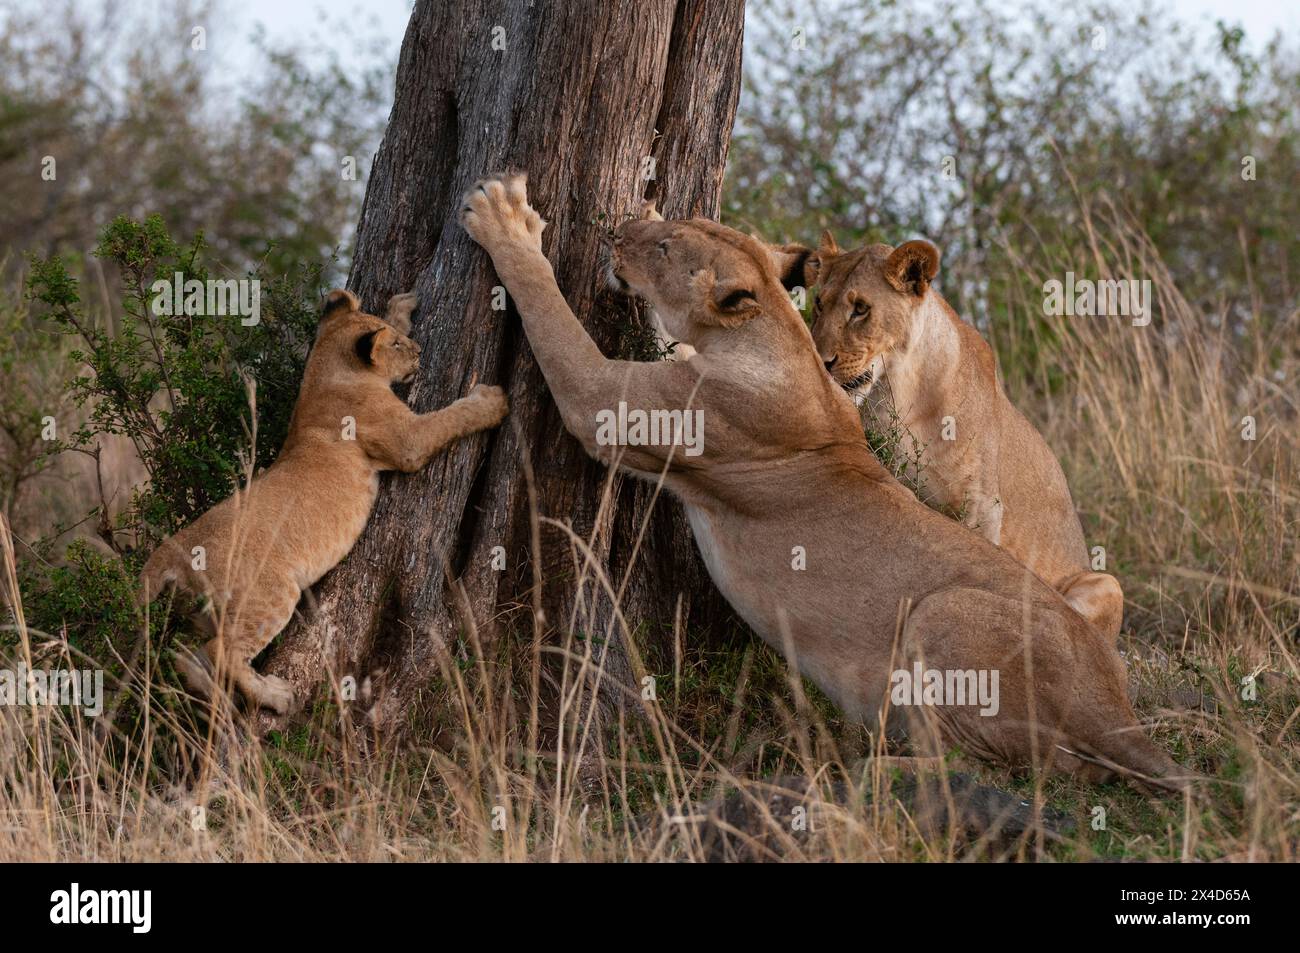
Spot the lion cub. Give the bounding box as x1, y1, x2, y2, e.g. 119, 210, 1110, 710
801, 233, 1124, 639
140, 290, 508, 713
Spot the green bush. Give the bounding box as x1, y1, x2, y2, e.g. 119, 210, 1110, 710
15, 214, 326, 660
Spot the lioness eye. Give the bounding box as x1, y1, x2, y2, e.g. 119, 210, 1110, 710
657, 240, 669, 257
852, 300, 871, 320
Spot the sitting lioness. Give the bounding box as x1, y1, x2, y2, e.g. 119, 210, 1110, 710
140, 290, 509, 713
799, 232, 1125, 640
460, 173, 1186, 790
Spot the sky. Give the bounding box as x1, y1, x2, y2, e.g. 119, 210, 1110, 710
230, 0, 1295, 72
4, 0, 1292, 95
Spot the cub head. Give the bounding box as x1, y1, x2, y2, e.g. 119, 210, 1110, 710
606, 209, 801, 346
801, 233, 940, 398
320, 289, 422, 384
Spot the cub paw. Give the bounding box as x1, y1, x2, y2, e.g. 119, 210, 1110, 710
460, 173, 545, 254
249, 673, 295, 715
468, 383, 509, 425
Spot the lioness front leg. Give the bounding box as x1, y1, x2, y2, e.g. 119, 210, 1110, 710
460, 173, 698, 470
460, 173, 606, 410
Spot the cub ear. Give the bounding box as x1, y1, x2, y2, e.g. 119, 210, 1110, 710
323, 289, 361, 319
383, 292, 417, 334
884, 240, 940, 297
768, 243, 816, 293
354, 326, 395, 365
691, 271, 762, 329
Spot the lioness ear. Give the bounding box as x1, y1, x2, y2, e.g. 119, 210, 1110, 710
884, 240, 940, 297
768, 243, 816, 293
354, 326, 394, 365
804, 229, 840, 288
323, 289, 361, 319
639, 199, 664, 222
691, 271, 761, 329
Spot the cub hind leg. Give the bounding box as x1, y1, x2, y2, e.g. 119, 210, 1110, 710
176, 581, 300, 715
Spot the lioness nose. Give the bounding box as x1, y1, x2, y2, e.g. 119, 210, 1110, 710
824, 355, 838, 372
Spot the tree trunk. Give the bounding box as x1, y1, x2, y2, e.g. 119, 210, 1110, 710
262, 0, 745, 733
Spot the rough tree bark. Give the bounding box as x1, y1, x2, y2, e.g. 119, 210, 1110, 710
262, 0, 746, 732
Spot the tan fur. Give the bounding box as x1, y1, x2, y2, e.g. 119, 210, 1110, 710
802, 237, 1124, 640
460, 173, 1186, 790
139, 290, 508, 713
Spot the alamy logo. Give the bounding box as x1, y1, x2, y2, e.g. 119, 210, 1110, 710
150, 273, 261, 326
49, 883, 151, 933
1042, 272, 1151, 327
594, 401, 704, 457
0, 662, 103, 716
890, 663, 1000, 716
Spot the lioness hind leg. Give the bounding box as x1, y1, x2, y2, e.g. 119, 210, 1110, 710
897, 586, 1080, 776
1059, 571, 1124, 642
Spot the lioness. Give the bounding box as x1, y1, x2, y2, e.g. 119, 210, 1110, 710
460, 173, 1186, 790
798, 233, 1124, 639
140, 290, 509, 713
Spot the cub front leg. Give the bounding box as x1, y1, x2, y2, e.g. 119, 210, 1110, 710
364, 384, 509, 473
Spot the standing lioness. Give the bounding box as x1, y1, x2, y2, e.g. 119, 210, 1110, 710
460, 173, 1186, 790
801, 233, 1125, 640
140, 290, 508, 713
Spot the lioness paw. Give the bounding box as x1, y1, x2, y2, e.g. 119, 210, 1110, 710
468, 383, 509, 425
460, 172, 545, 254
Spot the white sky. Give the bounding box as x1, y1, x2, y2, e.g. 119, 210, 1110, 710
3, 0, 1291, 108
1169, 0, 1299, 37
7, 0, 1290, 77
233, 0, 1294, 70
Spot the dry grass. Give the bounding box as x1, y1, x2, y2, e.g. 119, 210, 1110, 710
1, 205, 1296, 862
